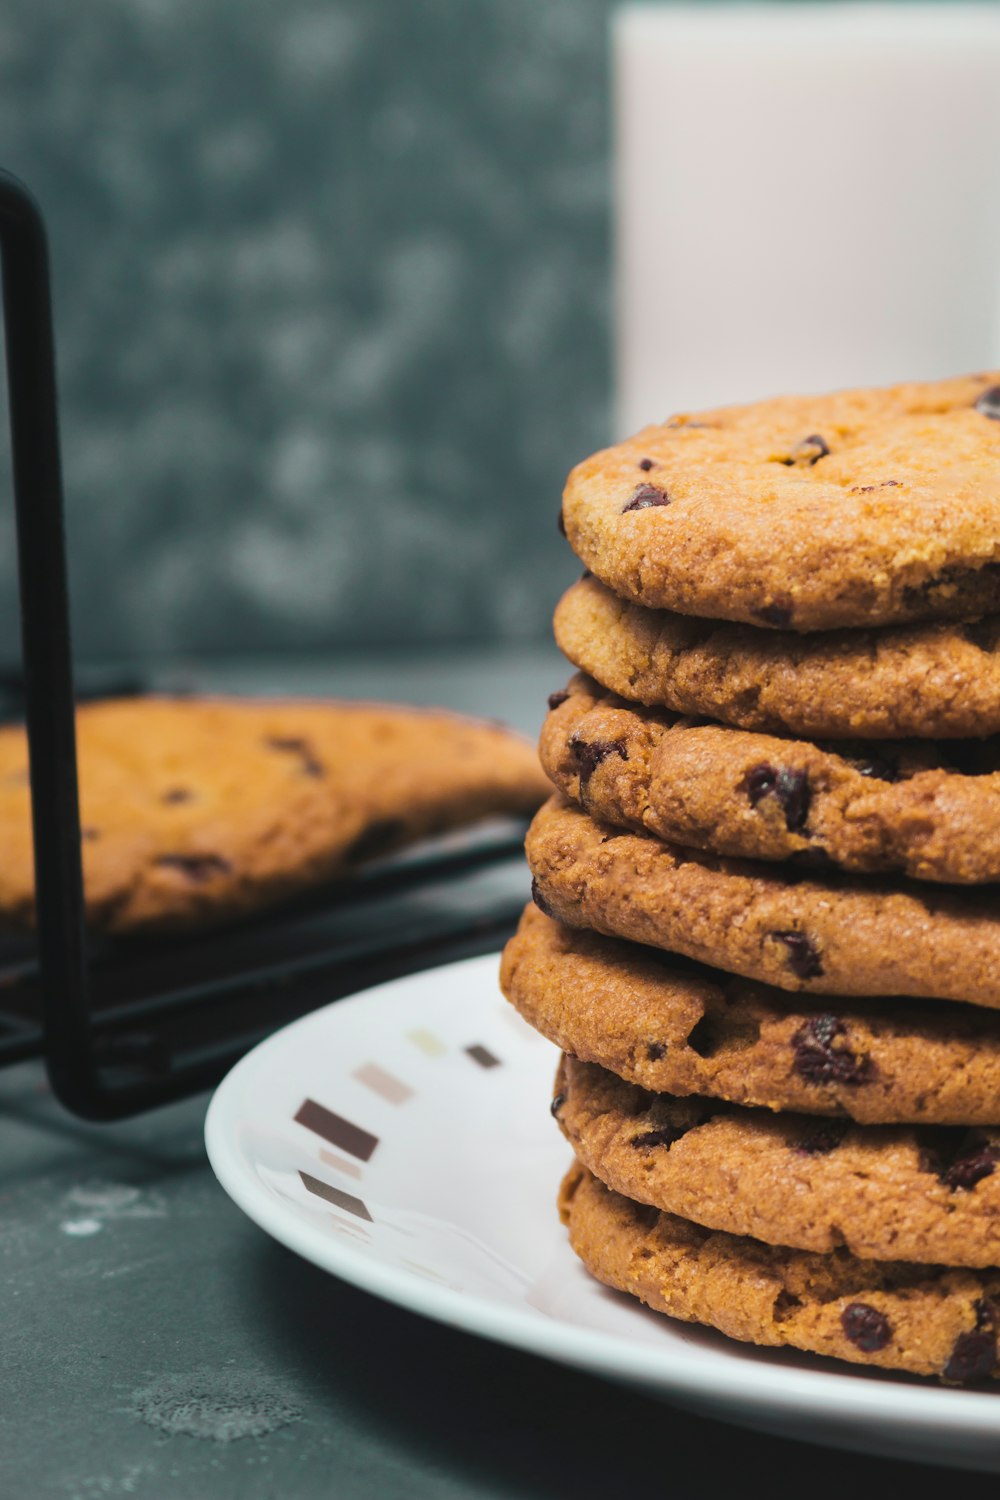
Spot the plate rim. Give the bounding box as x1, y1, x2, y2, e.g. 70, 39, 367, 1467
205, 950, 1000, 1438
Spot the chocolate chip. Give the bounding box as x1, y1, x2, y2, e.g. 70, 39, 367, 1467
944, 1301, 997, 1383
745, 763, 777, 804
547, 690, 570, 711
557, 508, 566, 536
155, 854, 232, 883
974, 386, 1000, 421
795, 1121, 849, 1156
638, 457, 655, 471
621, 483, 671, 513
771, 931, 824, 980
841, 1303, 892, 1352
266, 735, 324, 779
792, 1014, 871, 1084
569, 736, 628, 785
80, 826, 100, 842
646, 1042, 667, 1061
785, 434, 830, 466
631, 1124, 687, 1150
347, 817, 406, 863
776, 768, 811, 832
744, 763, 810, 832
550, 1093, 566, 1118
161, 787, 193, 805
530, 877, 555, 919
939, 1138, 1000, 1192
854, 755, 900, 783
754, 602, 793, 628
850, 479, 901, 494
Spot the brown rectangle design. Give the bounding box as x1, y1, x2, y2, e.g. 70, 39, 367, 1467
295, 1098, 378, 1161
300, 1170, 373, 1222
465, 1044, 500, 1069
353, 1062, 414, 1105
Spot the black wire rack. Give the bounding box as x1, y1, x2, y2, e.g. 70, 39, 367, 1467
0, 169, 530, 1121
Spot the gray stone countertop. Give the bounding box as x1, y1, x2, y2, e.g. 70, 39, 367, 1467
2, 646, 988, 1497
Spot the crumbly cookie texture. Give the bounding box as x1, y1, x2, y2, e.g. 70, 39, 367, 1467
540, 674, 1000, 884
559, 1164, 1000, 1384
555, 1054, 1000, 1268
560, 373, 1000, 632
501, 906, 1000, 1125
0, 696, 549, 934
555, 574, 1000, 741
525, 796, 1000, 1009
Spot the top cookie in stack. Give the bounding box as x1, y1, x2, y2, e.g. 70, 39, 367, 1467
504, 372, 1000, 1385
559, 372, 1000, 635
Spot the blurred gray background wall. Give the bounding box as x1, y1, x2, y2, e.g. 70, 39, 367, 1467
0, 0, 611, 662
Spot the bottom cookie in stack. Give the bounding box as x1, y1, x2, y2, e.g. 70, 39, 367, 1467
499, 906, 1000, 1384
559, 1163, 999, 1384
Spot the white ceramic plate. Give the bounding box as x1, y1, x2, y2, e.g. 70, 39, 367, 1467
206, 952, 1000, 1472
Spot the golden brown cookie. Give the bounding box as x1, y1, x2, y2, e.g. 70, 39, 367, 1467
555, 1054, 1000, 1267
560, 373, 1000, 632
526, 796, 1000, 1009
541, 675, 1000, 884
501, 906, 1000, 1125
0, 697, 549, 933
559, 1164, 1000, 1384
554, 574, 1000, 741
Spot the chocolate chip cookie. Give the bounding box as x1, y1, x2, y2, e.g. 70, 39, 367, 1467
560, 372, 1000, 632
0, 696, 549, 933
560, 1164, 1000, 1384
501, 906, 1000, 1125
555, 574, 1000, 741
541, 674, 1000, 883
555, 1054, 1000, 1267
526, 797, 1000, 1008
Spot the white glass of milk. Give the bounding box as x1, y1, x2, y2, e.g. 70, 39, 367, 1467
615, 3, 1000, 433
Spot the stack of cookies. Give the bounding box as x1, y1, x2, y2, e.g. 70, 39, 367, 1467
501, 372, 1000, 1385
